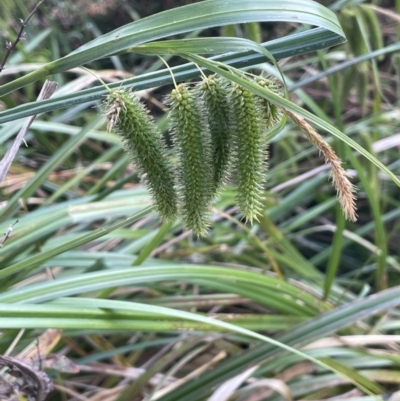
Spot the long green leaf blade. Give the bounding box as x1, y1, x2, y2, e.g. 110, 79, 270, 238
0, 0, 344, 96
0, 28, 344, 123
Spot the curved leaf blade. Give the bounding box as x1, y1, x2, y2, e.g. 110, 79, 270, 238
0, 28, 344, 123
0, 0, 344, 96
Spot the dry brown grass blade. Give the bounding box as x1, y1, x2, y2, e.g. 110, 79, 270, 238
0, 80, 58, 183
283, 109, 357, 222
152, 351, 227, 400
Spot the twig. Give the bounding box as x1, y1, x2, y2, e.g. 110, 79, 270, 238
0, 0, 46, 73
0, 80, 58, 183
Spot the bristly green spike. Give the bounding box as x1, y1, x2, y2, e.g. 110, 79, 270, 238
103, 89, 178, 221
167, 83, 212, 237
254, 76, 284, 129
230, 82, 267, 224
198, 75, 232, 199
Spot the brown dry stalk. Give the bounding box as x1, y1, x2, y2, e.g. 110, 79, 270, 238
283, 109, 357, 222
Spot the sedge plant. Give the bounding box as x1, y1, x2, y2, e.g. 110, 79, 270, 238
0, 2, 399, 400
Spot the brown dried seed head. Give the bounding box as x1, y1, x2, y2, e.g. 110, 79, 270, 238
284, 109, 357, 222
105, 95, 126, 132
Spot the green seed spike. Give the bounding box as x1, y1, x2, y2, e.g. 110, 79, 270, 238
167, 83, 212, 237
104, 89, 178, 220
254, 76, 283, 129
230, 83, 267, 224
198, 75, 232, 199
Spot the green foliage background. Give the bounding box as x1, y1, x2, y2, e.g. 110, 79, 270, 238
0, 0, 399, 400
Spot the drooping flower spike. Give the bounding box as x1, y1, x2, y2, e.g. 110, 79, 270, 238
229, 82, 268, 224
104, 89, 178, 221
198, 75, 233, 199
167, 83, 213, 236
